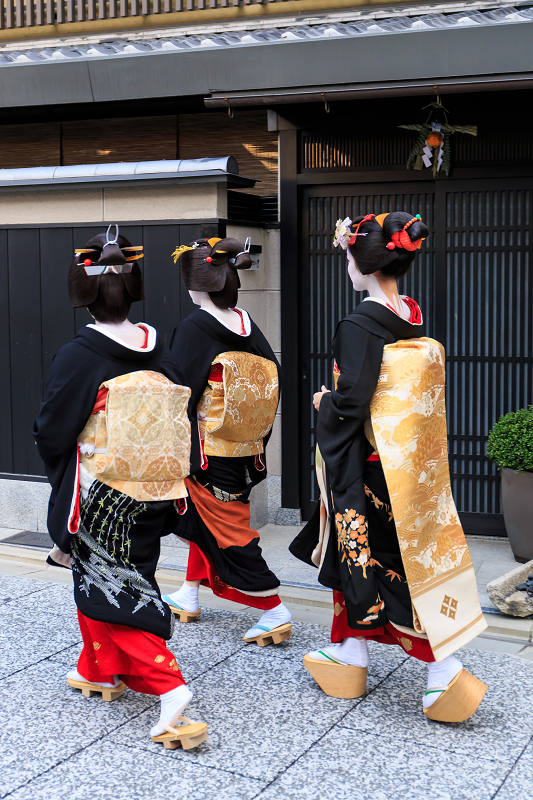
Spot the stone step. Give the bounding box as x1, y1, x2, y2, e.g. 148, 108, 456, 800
1, 541, 531, 643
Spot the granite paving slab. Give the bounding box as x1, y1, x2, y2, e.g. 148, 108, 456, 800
339, 648, 533, 765
5, 740, 266, 800
2, 572, 530, 800
0, 660, 155, 797
255, 724, 507, 800
494, 738, 533, 799
45, 642, 83, 666
0, 584, 79, 678
238, 620, 409, 680
108, 648, 373, 782
0, 574, 54, 603
166, 608, 253, 680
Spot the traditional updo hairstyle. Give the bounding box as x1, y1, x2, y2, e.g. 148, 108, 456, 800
348, 212, 429, 279
68, 231, 144, 323
178, 237, 252, 309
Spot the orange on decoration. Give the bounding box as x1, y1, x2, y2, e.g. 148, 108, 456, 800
426, 131, 443, 147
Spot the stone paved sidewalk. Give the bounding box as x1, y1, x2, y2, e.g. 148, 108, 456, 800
1, 571, 532, 800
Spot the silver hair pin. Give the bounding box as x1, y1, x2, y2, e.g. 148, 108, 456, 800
102, 223, 120, 249
230, 237, 252, 265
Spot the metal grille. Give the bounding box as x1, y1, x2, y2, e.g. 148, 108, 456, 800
299, 179, 533, 529
302, 129, 533, 171
445, 184, 533, 515
302, 133, 413, 170
1, 530, 52, 550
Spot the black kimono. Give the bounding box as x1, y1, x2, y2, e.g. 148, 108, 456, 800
33, 326, 184, 639
168, 308, 281, 603
290, 299, 433, 647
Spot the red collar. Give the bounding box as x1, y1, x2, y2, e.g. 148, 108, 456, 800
386, 297, 422, 325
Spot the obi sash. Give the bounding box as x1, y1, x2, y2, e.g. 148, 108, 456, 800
197, 351, 278, 458
78, 370, 191, 502
367, 337, 486, 659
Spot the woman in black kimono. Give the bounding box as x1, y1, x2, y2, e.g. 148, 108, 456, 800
290, 213, 487, 723
162, 237, 292, 646
33, 227, 207, 750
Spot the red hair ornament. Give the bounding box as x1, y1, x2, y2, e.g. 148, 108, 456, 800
386, 215, 423, 251
347, 213, 375, 246
386, 230, 422, 251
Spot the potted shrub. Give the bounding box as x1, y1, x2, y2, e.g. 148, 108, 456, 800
487, 406, 533, 563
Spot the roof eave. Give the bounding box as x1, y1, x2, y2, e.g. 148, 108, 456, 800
0, 171, 255, 190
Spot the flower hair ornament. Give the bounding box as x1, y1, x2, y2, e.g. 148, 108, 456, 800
333, 215, 376, 249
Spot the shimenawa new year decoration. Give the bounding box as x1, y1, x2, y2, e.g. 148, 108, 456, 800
399, 101, 477, 177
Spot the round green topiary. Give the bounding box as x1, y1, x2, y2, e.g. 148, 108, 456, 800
487, 406, 533, 472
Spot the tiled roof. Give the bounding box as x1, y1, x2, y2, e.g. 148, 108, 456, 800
1, 4, 532, 66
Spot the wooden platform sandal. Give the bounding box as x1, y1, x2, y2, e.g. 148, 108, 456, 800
303, 653, 367, 699
423, 669, 487, 723
151, 716, 208, 750
66, 677, 126, 702
162, 595, 201, 623
243, 622, 292, 647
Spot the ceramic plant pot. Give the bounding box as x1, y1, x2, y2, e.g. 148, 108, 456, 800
501, 467, 533, 563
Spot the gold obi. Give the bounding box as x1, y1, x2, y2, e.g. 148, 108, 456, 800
197, 351, 279, 457
368, 337, 485, 658
78, 370, 191, 502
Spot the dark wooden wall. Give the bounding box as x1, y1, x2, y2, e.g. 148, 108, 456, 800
279, 90, 533, 533
0, 220, 222, 477
0, 110, 278, 197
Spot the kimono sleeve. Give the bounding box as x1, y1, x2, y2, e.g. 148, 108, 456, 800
32, 343, 100, 551
33, 343, 99, 466
316, 320, 384, 494
169, 318, 215, 408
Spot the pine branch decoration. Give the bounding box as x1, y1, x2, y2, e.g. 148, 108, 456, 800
398, 105, 477, 178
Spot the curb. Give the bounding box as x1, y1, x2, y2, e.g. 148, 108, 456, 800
1, 542, 531, 641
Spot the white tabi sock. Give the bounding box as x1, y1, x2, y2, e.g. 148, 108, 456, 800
424, 655, 463, 708
166, 584, 199, 614
67, 669, 120, 689
309, 637, 369, 668
244, 603, 291, 639
150, 684, 194, 737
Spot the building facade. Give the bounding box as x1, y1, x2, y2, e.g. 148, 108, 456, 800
1, 0, 532, 535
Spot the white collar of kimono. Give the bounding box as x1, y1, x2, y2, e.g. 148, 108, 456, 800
87, 322, 157, 352
200, 305, 251, 336
363, 296, 423, 325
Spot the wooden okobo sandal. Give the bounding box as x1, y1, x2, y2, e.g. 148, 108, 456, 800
303, 654, 367, 699
151, 715, 208, 750
243, 622, 292, 647
66, 677, 126, 702
162, 596, 201, 623
423, 668, 487, 723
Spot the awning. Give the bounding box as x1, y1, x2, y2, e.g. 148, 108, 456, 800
1, 6, 533, 108
0, 156, 254, 190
